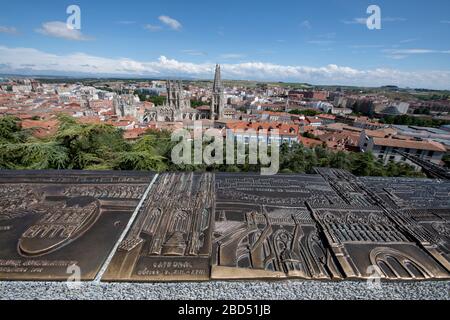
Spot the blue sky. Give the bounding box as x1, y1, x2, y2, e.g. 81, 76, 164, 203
1, 0, 450, 88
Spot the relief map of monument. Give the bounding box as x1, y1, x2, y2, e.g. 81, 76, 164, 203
103, 172, 215, 281
0, 171, 154, 280
0, 169, 448, 282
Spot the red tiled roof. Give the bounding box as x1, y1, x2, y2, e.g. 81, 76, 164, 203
21, 119, 59, 138
21, 119, 59, 130
306, 116, 322, 124
364, 128, 397, 138
226, 121, 299, 136
372, 138, 446, 152
317, 114, 336, 120
77, 116, 102, 124
123, 128, 149, 140
299, 136, 323, 148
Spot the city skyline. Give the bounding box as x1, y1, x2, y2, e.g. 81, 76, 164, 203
1, 0, 450, 89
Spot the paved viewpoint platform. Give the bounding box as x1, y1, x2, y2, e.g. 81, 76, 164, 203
0, 169, 449, 282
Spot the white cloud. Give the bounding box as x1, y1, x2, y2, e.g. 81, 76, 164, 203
182, 49, 207, 56
144, 24, 163, 32
342, 18, 367, 25
383, 17, 407, 22
441, 20, 450, 24
399, 38, 418, 43
0, 26, 18, 35
36, 21, 92, 41
0, 46, 449, 89
350, 44, 385, 49
219, 53, 246, 59
384, 48, 450, 60
308, 40, 335, 45
387, 55, 408, 60
158, 15, 182, 30
343, 17, 406, 25
385, 48, 450, 55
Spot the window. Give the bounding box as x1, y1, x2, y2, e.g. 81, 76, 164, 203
427, 151, 434, 157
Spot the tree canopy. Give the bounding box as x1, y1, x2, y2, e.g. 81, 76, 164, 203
0, 115, 426, 178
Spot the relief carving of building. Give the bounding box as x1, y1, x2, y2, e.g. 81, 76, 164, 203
314, 168, 450, 279
0, 170, 449, 282
0, 171, 154, 281
211, 173, 344, 280
103, 172, 215, 281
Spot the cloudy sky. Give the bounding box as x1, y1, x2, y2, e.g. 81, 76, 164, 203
0, 0, 450, 89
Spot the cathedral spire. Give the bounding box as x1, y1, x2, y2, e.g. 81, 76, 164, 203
211, 64, 225, 120
213, 64, 222, 91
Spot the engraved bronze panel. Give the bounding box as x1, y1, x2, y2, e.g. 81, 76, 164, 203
309, 205, 449, 279
358, 176, 450, 272
102, 172, 214, 281
360, 176, 450, 209
0, 170, 154, 281
212, 173, 343, 280
315, 168, 450, 280
398, 208, 450, 272
1, 169, 449, 282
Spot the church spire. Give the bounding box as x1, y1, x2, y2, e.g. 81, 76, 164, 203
211, 64, 225, 120
213, 64, 222, 92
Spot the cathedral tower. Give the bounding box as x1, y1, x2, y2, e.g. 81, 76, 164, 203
210, 64, 225, 120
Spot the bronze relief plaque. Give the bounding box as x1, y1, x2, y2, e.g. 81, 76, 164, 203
309, 205, 450, 280
0, 170, 154, 281
315, 168, 450, 280
1, 169, 449, 282
359, 176, 450, 210
212, 173, 343, 280
102, 172, 215, 281
399, 208, 450, 272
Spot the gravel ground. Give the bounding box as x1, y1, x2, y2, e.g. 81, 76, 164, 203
1, 280, 449, 300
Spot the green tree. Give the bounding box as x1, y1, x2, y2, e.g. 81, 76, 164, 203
149, 96, 166, 106
443, 154, 450, 168
191, 100, 206, 108
0, 116, 28, 143
350, 152, 377, 176
0, 141, 68, 170
330, 151, 351, 170
114, 133, 169, 172
289, 109, 320, 116
55, 115, 128, 169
